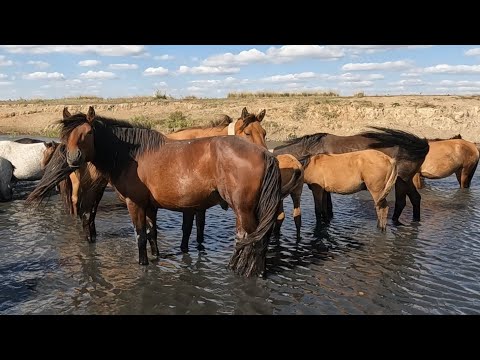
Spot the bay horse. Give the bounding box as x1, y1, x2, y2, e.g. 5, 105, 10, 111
27, 106, 282, 277
300, 150, 398, 231
412, 135, 479, 189
273, 127, 429, 226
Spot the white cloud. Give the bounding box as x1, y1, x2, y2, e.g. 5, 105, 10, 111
190, 79, 222, 86
187, 86, 204, 92
79, 71, 116, 79
177, 65, 239, 75
154, 81, 168, 87
108, 63, 138, 70
329, 73, 384, 82
78, 60, 101, 67
261, 72, 317, 83
337, 45, 433, 55
0, 55, 13, 66
343, 60, 413, 71
27, 60, 50, 69
465, 48, 480, 56
40, 84, 51, 89
143, 67, 169, 76
340, 80, 374, 87
0, 81, 12, 86
422, 64, 480, 74
389, 79, 425, 86
154, 54, 175, 60
203, 45, 344, 67
0, 73, 7, 79
23, 72, 65, 80
438, 80, 480, 87
401, 72, 421, 77
0, 45, 146, 56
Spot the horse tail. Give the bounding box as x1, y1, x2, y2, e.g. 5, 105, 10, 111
229, 152, 282, 277
378, 157, 398, 204
280, 167, 302, 198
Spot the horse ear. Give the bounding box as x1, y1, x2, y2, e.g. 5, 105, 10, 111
241, 107, 248, 119
63, 107, 71, 119
257, 109, 266, 122
86, 106, 95, 123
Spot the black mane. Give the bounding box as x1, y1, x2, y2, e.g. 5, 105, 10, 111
274, 133, 328, 151
361, 126, 429, 161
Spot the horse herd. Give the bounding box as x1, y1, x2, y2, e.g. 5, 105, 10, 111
0, 106, 478, 278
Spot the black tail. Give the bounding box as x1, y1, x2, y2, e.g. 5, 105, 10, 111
25, 143, 74, 206
229, 153, 282, 277
362, 126, 429, 161
280, 168, 302, 198
297, 155, 311, 168
58, 176, 74, 215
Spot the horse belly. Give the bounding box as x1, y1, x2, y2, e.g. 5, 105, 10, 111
421, 157, 458, 179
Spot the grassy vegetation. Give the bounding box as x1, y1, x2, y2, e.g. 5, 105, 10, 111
227, 91, 339, 98
353, 92, 365, 98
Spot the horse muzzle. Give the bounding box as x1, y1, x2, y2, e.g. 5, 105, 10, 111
66, 149, 84, 168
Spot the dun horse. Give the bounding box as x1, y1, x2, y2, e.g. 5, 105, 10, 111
274, 127, 429, 226
300, 150, 398, 231
27, 107, 282, 277
412, 135, 479, 189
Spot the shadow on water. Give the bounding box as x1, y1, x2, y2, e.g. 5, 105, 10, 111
1, 172, 480, 314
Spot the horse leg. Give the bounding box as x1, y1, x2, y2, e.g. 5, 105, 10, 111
412, 172, 425, 189
325, 191, 333, 220
146, 206, 159, 257
374, 198, 389, 232
70, 172, 80, 217
291, 189, 302, 240
273, 200, 285, 238
181, 210, 195, 253
126, 199, 148, 265
406, 179, 421, 222
310, 183, 326, 223
195, 209, 206, 251
82, 181, 107, 243
460, 160, 479, 188
392, 179, 407, 226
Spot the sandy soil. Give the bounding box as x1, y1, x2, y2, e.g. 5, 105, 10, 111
1, 95, 480, 142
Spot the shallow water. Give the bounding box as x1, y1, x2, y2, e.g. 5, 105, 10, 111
1, 172, 480, 315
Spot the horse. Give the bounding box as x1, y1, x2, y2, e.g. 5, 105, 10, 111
273, 127, 429, 226
27, 106, 282, 277
49, 106, 303, 247
412, 136, 479, 189
300, 150, 398, 231
0, 157, 14, 201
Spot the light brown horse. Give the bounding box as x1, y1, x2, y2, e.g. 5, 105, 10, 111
301, 150, 398, 231
412, 136, 479, 189
28, 107, 282, 277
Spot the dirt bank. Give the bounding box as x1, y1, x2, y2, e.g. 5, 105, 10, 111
1, 95, 480, 142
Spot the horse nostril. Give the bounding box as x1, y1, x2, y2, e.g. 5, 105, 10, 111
67, 149, 82, 166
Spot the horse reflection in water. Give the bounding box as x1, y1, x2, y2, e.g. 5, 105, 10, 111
28, 107, 282, 277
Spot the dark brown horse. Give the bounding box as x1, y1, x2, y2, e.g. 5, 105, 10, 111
27, 107, 282, 277
412, 134, 479, 189
273, 127, 429, 226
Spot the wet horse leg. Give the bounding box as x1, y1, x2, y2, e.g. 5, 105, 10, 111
146, 206, 159, 257
82, 181, 107, 243
392, 178, 407, 226
273, 200, 285, 238
181, 210, 195, 253
126, 199, 148, 265
324, 191, 333, 221
310, 183, 328, 223
460, 160, 479, 188
70, 172, 80, 217
374, 198, 389, 232
195, 209, 206, 250
412, 172, 425, 189
291, 189, 302, 240
406, 179, 421, 222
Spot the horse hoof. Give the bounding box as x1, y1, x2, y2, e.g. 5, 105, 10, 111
139, 259, 149, 265
197, 244, 205, 251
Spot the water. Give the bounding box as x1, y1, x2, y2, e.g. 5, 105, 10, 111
1, 173, 480, 315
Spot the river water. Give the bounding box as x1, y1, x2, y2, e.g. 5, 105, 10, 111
1, 135, 479, 314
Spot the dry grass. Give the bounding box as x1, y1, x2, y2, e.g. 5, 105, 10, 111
227, 91, 339, 98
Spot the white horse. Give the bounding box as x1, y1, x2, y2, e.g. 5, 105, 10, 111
0, 157, 14, 201
0, 140, 57, 181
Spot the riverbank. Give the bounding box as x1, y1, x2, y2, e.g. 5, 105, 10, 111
1, 94, 480, 141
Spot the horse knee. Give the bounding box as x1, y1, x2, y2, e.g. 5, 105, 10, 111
293, 207, 301, 217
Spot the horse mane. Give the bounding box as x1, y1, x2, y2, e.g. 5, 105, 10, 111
171, 115, 233, 134
361, 126, 429, 161
429, 134, 462, 142
274, 133, 329, 152
239, 114, 260, 131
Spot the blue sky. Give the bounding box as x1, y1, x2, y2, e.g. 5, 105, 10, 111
0, 45, 480, 99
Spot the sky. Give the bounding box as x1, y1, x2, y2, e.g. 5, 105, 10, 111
0, 45, 480, 100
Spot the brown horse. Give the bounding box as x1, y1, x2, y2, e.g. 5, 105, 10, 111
300, 150, 397, 231
412, 135, 479, 189
273, 127, 429, 226
27, 107, 282, 277
51, 106, 304, 247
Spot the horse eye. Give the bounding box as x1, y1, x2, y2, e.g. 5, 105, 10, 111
245, 132, 251, 136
